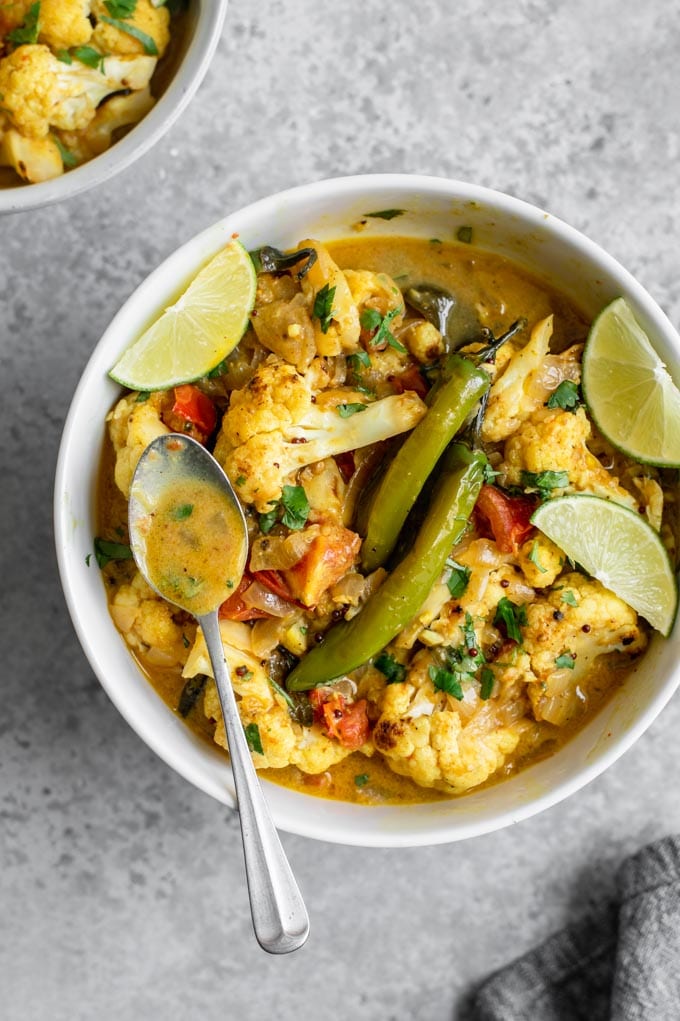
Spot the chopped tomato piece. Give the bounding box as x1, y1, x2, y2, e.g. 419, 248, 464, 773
283, 525, 361, 608
251, 569, 295, 601
218, 574, 271, 621
474, 484, 537, 553
309, 689, 370, 750
171, 385, 217, 439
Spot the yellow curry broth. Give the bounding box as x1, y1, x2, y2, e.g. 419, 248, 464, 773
98, 234, 651, 806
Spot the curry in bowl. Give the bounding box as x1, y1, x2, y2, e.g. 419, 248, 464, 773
95, 233, 678, 805
0, 0, 186, 185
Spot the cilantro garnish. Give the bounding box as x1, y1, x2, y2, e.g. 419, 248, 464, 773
71, 45, 106, 70
364, 209, 405, 220
7, 2, 40, 45
456, 225, 473, 244
93, 537, 133, 568
104, 0, 137, 17
360, 306, 406, 353
54, 137, 78, 168
244, 723, 264, 755
348, 350, 371, 372
493, 597, 527, 643
171, 503, 193, 520
429, 664, 464, 700
555, 651, 576, 670
546, 380, 582, 411
561, 590, 578, 607
55, 49, 73, 64
446, 561, 471, 599
99, 15, 158, 55
312, 283, 336, 334
259, 485, 310, 533
528, 539, 547, 573
480, 667, 495, 700
336, 403, 367, 418
374, 652, 407, 684
354, 773, 370, 787
520, 470, 569, 498
234, 475, 246, 487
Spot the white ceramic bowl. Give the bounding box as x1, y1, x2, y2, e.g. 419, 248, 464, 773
0, 1, 228, 214
54, 174, 680, 846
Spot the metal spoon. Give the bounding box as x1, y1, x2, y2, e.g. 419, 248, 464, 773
128, 433, 309, 955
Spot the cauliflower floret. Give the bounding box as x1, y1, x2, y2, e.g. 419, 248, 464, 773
0, 126, 62, 181
38, 0, 93, 51
523, 573, 647, 725
107, 391, 170, 498
213, 355, 426, 511
297, 240, 361, 357
372, 651, 530, 793
401, 320, 445, 364
0, 44, 156, 137
483, 316, 583, 442
501, 407, 638, 509
110, 571, 188, 668
184, 620, 353, 773
91, 0, 170, 58
58, 85, 155, 161
516, 534, 564, 587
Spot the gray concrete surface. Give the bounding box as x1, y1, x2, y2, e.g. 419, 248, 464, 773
2, 1, 679, 1019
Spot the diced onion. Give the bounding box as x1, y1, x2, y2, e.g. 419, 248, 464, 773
242, 581, 294, 617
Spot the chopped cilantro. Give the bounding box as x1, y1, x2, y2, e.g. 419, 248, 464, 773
482, 461, 501, 484
364, 209, 406, 220
493, 597, 527, 643
456, 225, 473, 244
348, 350, 371, 371
280, 484, 310, 530
134, 391, 151, 403
258, 502, 280, 534
555, 651, 576, 669
85, 553, 92, 567
170, 503, 193, 520
546, 380, 581, 410
99, 15, 158, 55
56, 49, 73, 64
235, 475, 246, 486
244, 723, 263, 755
360, 306, 406, 353
71, 45, 106, 70
354, 773, 370, 788
104, 0, 137, 17
520, 469, 569, 497
429, 664, 464, 700
312, 283, 336, 333
561, 590, 578, 607
374, 652, 407, 684
480, 667, 495, 700
7, 2, 40, 45
336, 403, 367, 418
93, 537, 133, 569
528, 539, 547, 573
446, 561, 471, 599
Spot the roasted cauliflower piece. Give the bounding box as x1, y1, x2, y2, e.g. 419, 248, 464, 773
107, 391, 170, 498
91, 0, 170, 58
501, 407, 638, 509
38, 0, 93, 51
482, 315, 583, 443
372, 649, 531, 793
213, 355, 426, 511
0, 44, 156, 138
184, 620, 354, 773
516, 534, 564, 587
523, 573, 647, 725
0, 125, 62, 181
110, 571, 188, 668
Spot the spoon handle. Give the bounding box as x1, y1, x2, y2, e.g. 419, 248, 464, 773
199, 611, 310, 954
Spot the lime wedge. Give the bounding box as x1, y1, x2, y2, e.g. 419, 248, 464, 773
582, 297, 680, 467
532, 494, 677, 636
110, 240, 256, 390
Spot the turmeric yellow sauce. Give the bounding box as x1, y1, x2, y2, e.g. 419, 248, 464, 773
98, 234, 664, 806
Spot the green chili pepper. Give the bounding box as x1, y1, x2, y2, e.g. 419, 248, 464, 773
286, 444, 486, 691
361, 356, 489, 571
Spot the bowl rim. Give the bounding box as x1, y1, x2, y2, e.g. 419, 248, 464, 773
0, 0, 229, 214
54, 172, 680, 846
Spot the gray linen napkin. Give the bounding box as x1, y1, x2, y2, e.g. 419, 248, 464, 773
471, 835, 680, 1021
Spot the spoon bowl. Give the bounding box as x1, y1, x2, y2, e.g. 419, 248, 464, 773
128, 434, 309, 954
